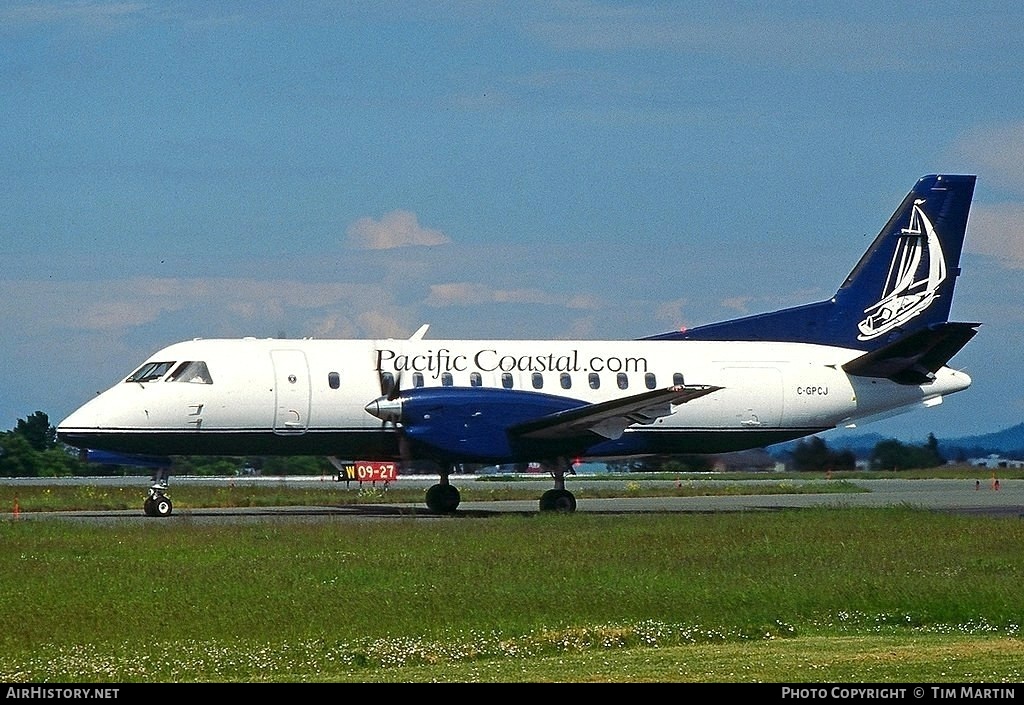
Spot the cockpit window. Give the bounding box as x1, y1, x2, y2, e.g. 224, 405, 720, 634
126, 361, 175, 383
167, 361, 213, 384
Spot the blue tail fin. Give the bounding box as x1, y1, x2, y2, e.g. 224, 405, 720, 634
645, 174, 977, 351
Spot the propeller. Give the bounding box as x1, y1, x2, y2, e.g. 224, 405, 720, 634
366, 359, 413, 468
381, 370, 400, 401
366, 367, 403, 421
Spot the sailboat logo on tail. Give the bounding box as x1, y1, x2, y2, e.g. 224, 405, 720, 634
857, 199, 947, 341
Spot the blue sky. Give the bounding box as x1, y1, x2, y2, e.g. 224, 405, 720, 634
3, 1, 1023, 445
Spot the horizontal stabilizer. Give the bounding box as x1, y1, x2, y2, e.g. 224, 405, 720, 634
510, 384, 721, 441
842, 322, 979, 385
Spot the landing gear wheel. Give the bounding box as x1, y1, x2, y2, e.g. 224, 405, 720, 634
144, 484, 173, 517
539, 489, 576, 513
154, 496, 173, 517
425, 483, 461, 513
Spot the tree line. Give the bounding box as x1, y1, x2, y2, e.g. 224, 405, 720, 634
788, 433, 947, 472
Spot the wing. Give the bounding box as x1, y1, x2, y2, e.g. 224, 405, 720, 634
509, 384, 722, 440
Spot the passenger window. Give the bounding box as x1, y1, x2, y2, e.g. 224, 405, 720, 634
588, 372, 600, 390
328, 372, 341, 389
532, 372, 543, 389
127, 361, 175, 383
470, 372, 482, 387
645, 372, 656, 390
617, 372, 628, 390
560, 373, 571, 389
441, 372, 453, 387
412, 372, 424, 388
502, 372, 514, 389
673, 372, 685, 386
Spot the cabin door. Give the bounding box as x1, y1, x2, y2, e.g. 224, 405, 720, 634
271, 349, 311, 434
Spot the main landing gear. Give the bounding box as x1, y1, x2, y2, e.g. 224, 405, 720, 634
423, 459, 578, 514
425, 466, 461, 513
539, 458, 577, 512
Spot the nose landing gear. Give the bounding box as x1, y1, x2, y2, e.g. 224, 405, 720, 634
143, 483, 173, 517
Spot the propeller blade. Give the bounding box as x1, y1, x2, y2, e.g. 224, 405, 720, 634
398, 430, 413, 467
369, 347, 411, 465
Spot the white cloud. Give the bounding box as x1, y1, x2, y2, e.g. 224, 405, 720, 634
0, 277, 397, 338
307, 310, 409, 340
0, 1, 150, 32
346, 210, 451, 250
490, 288, 561, 305
355, 311, 410, 339
967, 204, 1024, 269
562, 315, 597, 339
953, 123, 1024, 194
563, 294, 600, 310
423, 282, 599, 309
721, 295, 755, 314
423, 282, 490, 305
526, 3, 981, 71
307, 314, 359, 339
653, 298, 688, 328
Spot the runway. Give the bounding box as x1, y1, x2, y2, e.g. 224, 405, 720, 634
3, 475, 1022, 524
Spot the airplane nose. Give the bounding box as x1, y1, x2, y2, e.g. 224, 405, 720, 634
56, 407, 95, 448
55, 392, 115, 448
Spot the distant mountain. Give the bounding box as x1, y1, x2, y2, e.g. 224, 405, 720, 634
769, 423, 1024, 459
940, 423, 1024, 456
973, 423, 1024, 448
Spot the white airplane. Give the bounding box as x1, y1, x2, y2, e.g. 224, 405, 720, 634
57, 174, 979, 516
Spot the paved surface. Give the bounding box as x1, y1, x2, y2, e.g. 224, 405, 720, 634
3, 475, 1022, 524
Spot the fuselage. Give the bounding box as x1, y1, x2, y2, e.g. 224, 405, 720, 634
56, 336, 972, 463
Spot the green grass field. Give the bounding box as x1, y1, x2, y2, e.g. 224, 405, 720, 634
1, 495, 1022, 682
0, 475, 867, 513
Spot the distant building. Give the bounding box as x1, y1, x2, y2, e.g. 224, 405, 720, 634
970, 454, 1024, 469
